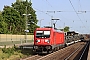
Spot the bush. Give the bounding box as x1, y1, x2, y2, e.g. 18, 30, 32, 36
2, 46, 15, 56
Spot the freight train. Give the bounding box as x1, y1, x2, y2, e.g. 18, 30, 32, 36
33, 27, 83, 54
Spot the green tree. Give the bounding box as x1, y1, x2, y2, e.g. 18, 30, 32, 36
64, 26, 69, 32
0, 12, 8, 34
60, 26, 70, 32
2, 6, 22, 34
12, 0, 39, 34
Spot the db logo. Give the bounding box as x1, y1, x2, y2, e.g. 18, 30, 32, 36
41, 39, 44, 43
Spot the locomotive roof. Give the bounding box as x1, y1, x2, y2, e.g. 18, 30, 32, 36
36, 27, 53, 30
35, 27, 64, 33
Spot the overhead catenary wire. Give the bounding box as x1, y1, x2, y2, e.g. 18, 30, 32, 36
68, 0, 87, 29
78, 0, 88, 24
43, 0, 53, 8
78, 0, 90, 13
78, 0, 90, 33
45, 0, 53, 8
78, 0, 89, 23
33, 7, 52, 17
32, 0, 90, 33
68, 0, 90, 34
32, 7, 55, 26
43, 0, 57, 27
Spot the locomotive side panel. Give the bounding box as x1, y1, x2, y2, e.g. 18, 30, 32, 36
55, 32, 65, 45
50, 29, 54, 45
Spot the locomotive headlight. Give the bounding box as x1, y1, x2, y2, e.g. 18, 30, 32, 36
36, 40, 40, 43
45, 40, 50, 43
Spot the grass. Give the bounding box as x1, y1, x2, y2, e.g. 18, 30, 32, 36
0, 46, 33, 60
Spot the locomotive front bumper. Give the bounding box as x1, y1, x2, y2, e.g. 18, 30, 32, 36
33, 45, 52, 52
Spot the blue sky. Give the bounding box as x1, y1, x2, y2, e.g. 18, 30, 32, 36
0, 0, 90, 34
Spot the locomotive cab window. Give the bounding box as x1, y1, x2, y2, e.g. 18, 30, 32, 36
36, 31, 50, 38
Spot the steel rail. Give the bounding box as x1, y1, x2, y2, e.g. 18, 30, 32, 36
79, 42, 89, 60
64, 45, 82, 60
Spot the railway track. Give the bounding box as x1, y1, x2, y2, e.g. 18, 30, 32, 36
20, 42, 86, 60
37, 42, 86, 60
64, 43, 85, 60
20, 55, 43, 60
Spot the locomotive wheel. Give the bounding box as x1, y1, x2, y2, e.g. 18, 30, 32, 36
47, 50, 53, 54
57, 47, 60, 50
65, 44, 67, 47
53, 48, 56, 52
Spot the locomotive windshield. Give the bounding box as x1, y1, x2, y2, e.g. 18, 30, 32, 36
36, 31, 50, 38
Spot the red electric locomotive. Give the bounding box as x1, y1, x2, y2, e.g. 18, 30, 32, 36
33, 27, 65, 53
